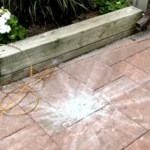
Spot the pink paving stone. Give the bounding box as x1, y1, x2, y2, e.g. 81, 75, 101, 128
107, 87, 150, 130
143, 81, 150, 91
24, 69, 108, 119
0, 124, 61, 150
0, 91, 6, 101
111, 61, 150, 84
126, 48, 150, 73
24, 98, 107, 137
23, 101, 68, 136
0, 82, 28, 108
95, 76, 138, 102
35, 70, 87, 102
0, 80, 39, 109
0, 105, 33, 140
53, 119, 100, 150
23, 70, 108, 135
0, 82, 36, 140
125, 132, 150, 150
52, 105, 146, 150
61, 57, 122, 91
94, 41, 147, 66
137, 38, 150, 48
25, 70, 90, 105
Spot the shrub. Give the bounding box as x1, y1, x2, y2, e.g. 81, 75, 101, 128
94, 0, 127, 14
0, 7, 26, 44
0, 0, 91, 26
0, 0, 127, 27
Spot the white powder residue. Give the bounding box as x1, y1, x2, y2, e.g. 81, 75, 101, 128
55, 91, 106, 121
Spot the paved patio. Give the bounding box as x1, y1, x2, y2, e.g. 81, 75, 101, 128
1, 31, 150, 150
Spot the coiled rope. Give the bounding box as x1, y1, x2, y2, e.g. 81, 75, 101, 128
0, 44, 40, 115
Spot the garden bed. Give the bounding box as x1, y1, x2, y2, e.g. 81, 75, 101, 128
0, 6, 142, 84
26, 11, 99, 37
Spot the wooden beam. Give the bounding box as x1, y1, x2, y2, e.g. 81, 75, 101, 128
0, 7, 142, 82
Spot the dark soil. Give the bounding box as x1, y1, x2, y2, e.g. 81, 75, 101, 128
26, 10, 98, 37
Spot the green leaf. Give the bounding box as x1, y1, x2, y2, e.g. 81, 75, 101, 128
7, 14, 18, 27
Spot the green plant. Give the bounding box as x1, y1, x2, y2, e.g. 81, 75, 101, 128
0, 0, 92, 26
95, 0, 127, 14
0, 7, 26, 44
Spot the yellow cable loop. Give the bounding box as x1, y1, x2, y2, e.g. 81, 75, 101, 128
0, 85, 40, 115
0, 44, 40, 116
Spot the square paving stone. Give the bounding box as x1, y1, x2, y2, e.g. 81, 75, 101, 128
53, 120, 100, 150
107, 87, 150, 129
94, 42, 145, 66
125, 132, 150, 150
61, 57, 122, 91
23, 91, 108, 137
0, 78, 41, 109
0, 123, 61, 150
143, 81, 150, 91
111, 61, 150, 84
0, 105, 33, 140
22, 101, 68, 136
24, 70, 108, 128
0, 82, 35, 140
126, 48, 150, 74
52, 105, 146, 150
95, 76, 138, 102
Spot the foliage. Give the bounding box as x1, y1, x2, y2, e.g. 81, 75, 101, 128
94, 0, 127, 14
0, 0, 127, 29
0, 7, 26, 44
0, 0, 92, 26
0, 0, 127, 27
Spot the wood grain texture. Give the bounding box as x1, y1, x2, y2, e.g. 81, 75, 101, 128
0, 7, 142, 82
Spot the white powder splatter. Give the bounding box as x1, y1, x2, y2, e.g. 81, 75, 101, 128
55, 91, 106, 121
